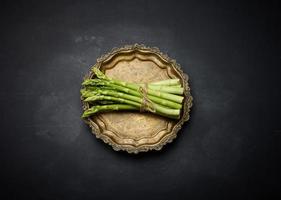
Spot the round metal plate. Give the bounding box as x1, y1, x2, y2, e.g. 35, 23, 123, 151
81, 44, 193, 153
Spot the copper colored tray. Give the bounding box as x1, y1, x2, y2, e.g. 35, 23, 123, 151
82, 44, 193, 153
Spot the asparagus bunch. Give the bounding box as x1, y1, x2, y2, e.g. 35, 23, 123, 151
81, 67, 184, 119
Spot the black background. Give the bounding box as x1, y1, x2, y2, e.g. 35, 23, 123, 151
1, 0, 280, 199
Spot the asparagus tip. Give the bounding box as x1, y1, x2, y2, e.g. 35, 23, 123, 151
92, 67, 108, 79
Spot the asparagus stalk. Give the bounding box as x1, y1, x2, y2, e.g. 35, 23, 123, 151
81, 89, 180, 118
82, 79, 183, 105
96, 100, 116, 105
149, 79, 180, 86
82, 104, 138, 118
82, 103, 180, 119
108, 79, 183, 103
91, 68, 184, 103
147, 85, 183, 94
81, 67, 184, 120
81, 88, 141, 102
82, 84, 182, 109
84, 95, 141, 107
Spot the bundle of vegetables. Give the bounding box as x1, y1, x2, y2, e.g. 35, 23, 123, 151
81, 68, 184, 119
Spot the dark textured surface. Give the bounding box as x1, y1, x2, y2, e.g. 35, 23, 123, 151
1, 0, 280, 199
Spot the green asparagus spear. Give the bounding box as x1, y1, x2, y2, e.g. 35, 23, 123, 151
82, 104, 138, 118
82, 103, 180, 119
81, 67, 184, 120
90, 68, 184, 103
84, 95, 141, 107
81, 89, 180, 117
149, 79, 180, 86
81, 85, 182, 109
147, 85, 183, 94
82, 79, 183, 107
